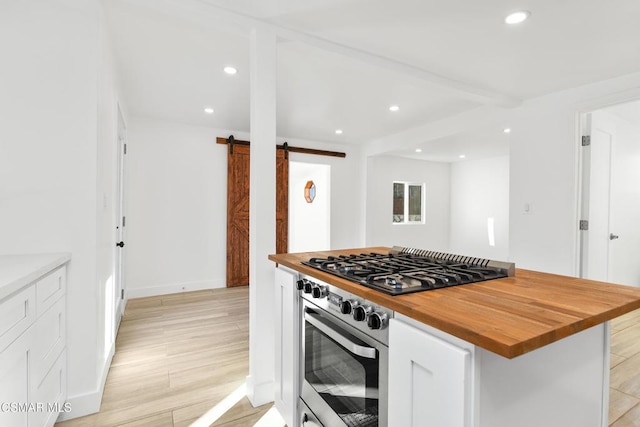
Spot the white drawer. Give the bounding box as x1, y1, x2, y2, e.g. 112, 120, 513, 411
0, 285, 36, 352
33, 296, 66, 384
36, 266, 66, 317
31, 350, 67, 427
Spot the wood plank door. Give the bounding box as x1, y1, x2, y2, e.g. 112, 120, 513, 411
226, 143, 288, 287
227, 144, 251, 287
276, 149, 289, 254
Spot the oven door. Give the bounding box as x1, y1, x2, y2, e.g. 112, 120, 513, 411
301, 300, 388, 427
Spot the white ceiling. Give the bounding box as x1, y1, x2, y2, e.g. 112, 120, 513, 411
605, 100, 640, 124
102, 0, 640, 162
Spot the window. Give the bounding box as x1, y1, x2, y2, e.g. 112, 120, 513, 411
393, 182, 424, 224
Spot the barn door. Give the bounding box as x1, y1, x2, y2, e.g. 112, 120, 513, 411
227, 144, 251, 287
276, 148, 289, 254
226, 142, 288, 287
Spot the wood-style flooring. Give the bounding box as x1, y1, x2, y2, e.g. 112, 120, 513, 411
55, 287, 281, 427
610, 308, 640, 426
55, 287, 640, 426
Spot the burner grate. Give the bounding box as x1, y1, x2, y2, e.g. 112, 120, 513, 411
302, 247, 515, 295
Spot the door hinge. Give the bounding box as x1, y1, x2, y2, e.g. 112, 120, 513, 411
122, 216, 126, 227
124, 143, 127, 154
121, 289, 124, 299
581, 135, 591, 146
579, 220, 589, 230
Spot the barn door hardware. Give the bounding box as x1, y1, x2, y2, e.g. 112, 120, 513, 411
227, 135, 235, 154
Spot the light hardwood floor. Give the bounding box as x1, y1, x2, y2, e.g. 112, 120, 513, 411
55, 287, 640, 426
610, 308, 640, 426
55, 287, 280, 427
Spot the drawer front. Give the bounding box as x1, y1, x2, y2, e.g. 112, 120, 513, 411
33, 296, 66, 384
36, 266, 66, 317
0, 285, 36, 353
31, 350, 67, 427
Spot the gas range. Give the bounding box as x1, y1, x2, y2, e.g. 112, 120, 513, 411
302, 246, 515, 296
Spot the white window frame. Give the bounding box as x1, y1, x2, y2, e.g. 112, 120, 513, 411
392, 181, 425, 225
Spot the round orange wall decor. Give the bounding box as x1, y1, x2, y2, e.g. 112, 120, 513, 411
304, 180, 316, 203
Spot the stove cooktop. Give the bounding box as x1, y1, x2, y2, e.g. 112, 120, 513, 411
301, 246, 515, 295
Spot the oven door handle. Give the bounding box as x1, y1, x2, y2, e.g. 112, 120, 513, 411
304, 311, 377, 359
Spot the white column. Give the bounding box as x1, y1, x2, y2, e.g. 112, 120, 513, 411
247, 26, 277, 406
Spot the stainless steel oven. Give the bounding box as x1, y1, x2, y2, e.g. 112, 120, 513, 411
298, 276, 392, 427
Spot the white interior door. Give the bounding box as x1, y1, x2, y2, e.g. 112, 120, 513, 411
582, 112, 613, 282
115, 107, 127, 321
581, 104, 640, 286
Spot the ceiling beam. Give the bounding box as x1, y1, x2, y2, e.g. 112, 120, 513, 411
139, 0, 522, 108
365, 105, 514, 157
274, 28, 521, 108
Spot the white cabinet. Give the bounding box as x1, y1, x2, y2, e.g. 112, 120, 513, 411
0, 326, 34, 427
273, 266, 300, 427
389, 318, 473, 427
0, 261, 68, 427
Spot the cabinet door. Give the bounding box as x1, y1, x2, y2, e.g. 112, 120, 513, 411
389, 319, 471, 427
31, 350, 67, 427
273, 267, 300, 427
0, 326, 34, 427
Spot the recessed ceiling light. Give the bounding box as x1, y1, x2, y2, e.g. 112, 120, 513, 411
459, 154, 466, 159
204, 107, 214, 114
224, 66, 237, 75
503, 128, 511, 134
415, 148, 422, 153
389, 105, 400, 112
335, 129, 343, 135
505, 11, 530, 24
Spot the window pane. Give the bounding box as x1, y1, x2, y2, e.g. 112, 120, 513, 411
393, 183, 404, 223
408, 185, 422, 222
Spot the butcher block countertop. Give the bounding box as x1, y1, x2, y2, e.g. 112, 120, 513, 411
269, 247, 640, 359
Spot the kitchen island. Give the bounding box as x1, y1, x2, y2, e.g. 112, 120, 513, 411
269, 247, 640, 427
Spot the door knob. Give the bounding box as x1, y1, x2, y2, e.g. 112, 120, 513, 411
610, 234, 619, 240
116, 241, 125, 247
301, 413, 320, 427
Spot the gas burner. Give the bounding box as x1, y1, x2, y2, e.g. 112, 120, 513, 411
302, 246, 515, 295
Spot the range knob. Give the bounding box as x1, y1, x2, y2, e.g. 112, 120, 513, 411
296, 279, 306, 291
312, 285, 328, 299
353, 305, 373, 322
340, 300, 359, 315
367, 311, 389, 330
304, 281, 314, 294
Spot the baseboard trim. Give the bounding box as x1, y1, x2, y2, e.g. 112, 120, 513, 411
127, 280, 224, 299
57, 342, 115, 421
246, 375, 274, 407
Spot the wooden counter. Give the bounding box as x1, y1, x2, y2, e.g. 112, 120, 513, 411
269, 247, 640, 358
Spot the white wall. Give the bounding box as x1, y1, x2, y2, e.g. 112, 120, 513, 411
366, 155, 450, 251
0, 0, 109, 417
508, 73, 640, 275
288, 162, 331, 252
286, 140, 366, 251
125, 118, 233, 297
125, 122, 366, 296
450, 156, 509, 260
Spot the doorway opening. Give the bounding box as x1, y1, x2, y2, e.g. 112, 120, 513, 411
578, 99, 640, 286
288, 161, 331, 252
